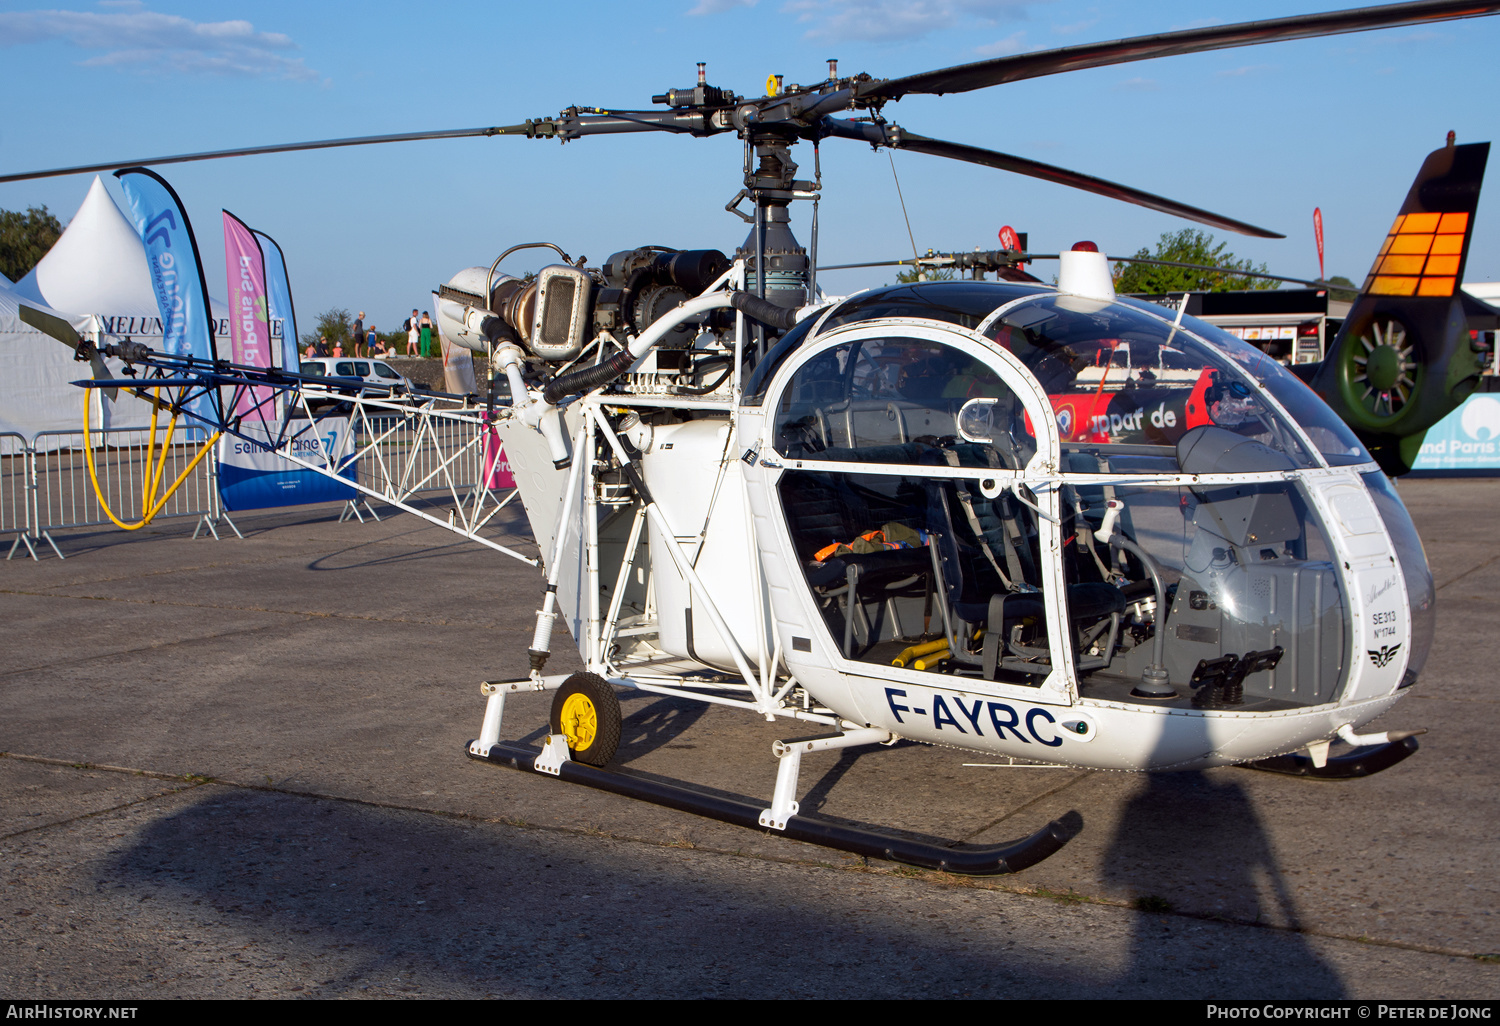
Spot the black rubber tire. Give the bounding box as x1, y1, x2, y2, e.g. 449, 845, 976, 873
549, 673, 622, 767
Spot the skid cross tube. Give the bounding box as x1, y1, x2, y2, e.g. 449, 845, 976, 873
469, 739, 1081, 874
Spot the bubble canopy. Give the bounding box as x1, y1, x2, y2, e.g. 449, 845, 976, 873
752, 283, 1372, 471
758, 286, 1427, 710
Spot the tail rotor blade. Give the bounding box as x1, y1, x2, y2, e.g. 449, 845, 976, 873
88, 351, 117, 403
18, 304, 82, 348
20, 305, 117, 401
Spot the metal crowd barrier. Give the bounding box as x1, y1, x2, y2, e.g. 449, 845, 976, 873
357, 410, 490, 504
335, 404, 519, 544
7, 427, 230, 561
6, 407, 511, 562
1, 432, 32, 560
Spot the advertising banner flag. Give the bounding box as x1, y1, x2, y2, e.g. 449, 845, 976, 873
115, 167, 219, 422
1314, 207, 1325, 282
222, 210, 273, 421
255, 228, 300, 373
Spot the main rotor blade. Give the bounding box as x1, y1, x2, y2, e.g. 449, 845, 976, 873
824, 119, 1283, 237
861, 0, 1500, 100
1104, 254, 1345, 289
0, 126, 527, 184
0, 109, 708, 185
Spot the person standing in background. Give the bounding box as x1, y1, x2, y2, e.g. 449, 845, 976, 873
352, 310, 365, 357
367, 325, 379, 355
420, 311, 434, 357
406, 309, 420, 356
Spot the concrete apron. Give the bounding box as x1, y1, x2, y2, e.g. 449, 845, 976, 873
1, 482, 1496, 997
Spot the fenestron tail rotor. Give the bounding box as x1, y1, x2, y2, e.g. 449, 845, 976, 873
18, 305, 116, 401
1350, 317, 1422, 419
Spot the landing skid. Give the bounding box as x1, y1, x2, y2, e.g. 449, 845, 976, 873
468, 740, 1082, 875
1242, 735, 1420, 779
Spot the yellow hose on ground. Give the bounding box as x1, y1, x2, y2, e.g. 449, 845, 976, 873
84, 389, 221, 531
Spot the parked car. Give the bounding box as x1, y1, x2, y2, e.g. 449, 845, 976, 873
298, 357, 413, 395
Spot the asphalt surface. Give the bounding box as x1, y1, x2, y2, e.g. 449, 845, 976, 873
1, 478, 1497, 999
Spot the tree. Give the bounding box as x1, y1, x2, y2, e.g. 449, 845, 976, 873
895, 265, 955, 283
302, 307, 352, 350
1112, 228, 1279, 294
1327, 275, 1358, 303
0, 206, 63, 282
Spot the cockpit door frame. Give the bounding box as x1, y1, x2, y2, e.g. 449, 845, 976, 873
756, 318, 1078, 706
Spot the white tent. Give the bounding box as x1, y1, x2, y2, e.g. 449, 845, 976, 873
6, 177, 238, 442
15, 175, 234, 350
0, 280, 99, 453
15, 177, 160, 321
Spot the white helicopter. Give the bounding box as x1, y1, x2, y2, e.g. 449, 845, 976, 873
6, 0, 1497, 872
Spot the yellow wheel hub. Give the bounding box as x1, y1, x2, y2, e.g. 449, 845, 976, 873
559, 692, 598, 751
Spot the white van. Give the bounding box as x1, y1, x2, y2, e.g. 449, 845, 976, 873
298, 357, 413, 394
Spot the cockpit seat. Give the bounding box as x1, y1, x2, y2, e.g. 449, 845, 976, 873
977, 582, 1127, 680
921, 459, 1126, 679
781, 454, 935, 656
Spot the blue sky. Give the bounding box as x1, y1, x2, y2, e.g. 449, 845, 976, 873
4, 0, 1498, 334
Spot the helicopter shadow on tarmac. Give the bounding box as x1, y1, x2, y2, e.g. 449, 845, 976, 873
301, 501, 537, 574
304, 535, 524, 574
1098, 759, 1347, 991
97, 785, 1130, 998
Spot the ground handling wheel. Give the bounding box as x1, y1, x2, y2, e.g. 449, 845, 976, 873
549, 673, 622, 767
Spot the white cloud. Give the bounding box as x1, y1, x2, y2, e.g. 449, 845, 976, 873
687, 0, 758, 13
690, 0, 762, 13
781, 0, 1044, 45
1051, 18, 1096, 36
0, 4, 319, 82
1216, 63, 1276, 77
1113, 76, 1159, 92
974, 30, 1026, 57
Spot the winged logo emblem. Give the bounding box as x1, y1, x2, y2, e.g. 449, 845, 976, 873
1368, 644, 1403, 669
